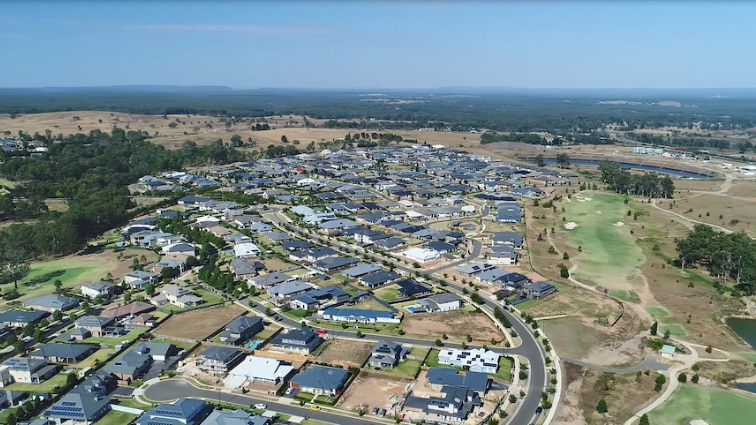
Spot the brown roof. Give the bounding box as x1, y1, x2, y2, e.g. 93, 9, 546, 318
131, 313, 156, 325
100, 301, 155, 319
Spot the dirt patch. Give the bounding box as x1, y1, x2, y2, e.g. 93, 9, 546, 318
697, 360, 756, 384
317, 340, 373, 369
154, 305, 245, 341
401, 312, 502, 343
338, 374, 411, 414
670, 193, 756, 237
560, 362, 664, 425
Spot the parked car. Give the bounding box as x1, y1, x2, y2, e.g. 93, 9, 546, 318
316, 329, 327, 335
285, 387, 294, 396
310, 405, 321, 411
254, 403, 267, 410
372, 407, 380, 415
535, 406, 543, 415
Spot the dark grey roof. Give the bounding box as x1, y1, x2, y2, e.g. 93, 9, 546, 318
24, 294, 79, 311
200, 346, 243, 363
396, 279, 431, 297
0, 309, 48, 325
290, 365, 349, 391
32, 343, 96, 360
360, 271, 401, 286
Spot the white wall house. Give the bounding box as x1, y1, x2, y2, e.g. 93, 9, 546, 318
401, 247, 439, 263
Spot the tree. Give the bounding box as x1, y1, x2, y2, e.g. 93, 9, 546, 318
639, 413, 650, 425
562, 252, 570, 260
535, 154, 546, 167
560, 264, 570, 279
691, 374, 700, 384
678, 373, 687, 383
281, 135, 288, 144
650, 321, 658, 336
54, 279, 63, 294
596, 398, 608, 414
52, 310, 63, 321
555, 153, 570, 169
0, 249, 31, 289
145, 283, 156, 296
654, 375, 666, 392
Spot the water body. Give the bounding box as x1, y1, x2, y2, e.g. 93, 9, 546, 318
735, 382, 756, 394
727, 318, 756, 348
523, 158, 712, 179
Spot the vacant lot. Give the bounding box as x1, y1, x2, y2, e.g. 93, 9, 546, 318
6, 249, 157, 302
672, 193, 756, 237
553, 363, 663, 425
338, 374, 411, 414
401, 312, 502, 343
648, 385, 756, 425
317, 340, 373, 368
154, 305, 244, 341
563, 192, 645, 291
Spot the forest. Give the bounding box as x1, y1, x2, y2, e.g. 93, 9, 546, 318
0, 128, 249, 260
676, 225, 756, 295
598, 161, 675, 198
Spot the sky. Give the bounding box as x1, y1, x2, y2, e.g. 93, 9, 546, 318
1, 1, 755, 89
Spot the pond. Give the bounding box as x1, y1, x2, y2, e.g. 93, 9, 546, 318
726, 317, 756, 348
522, 157, 712, 179
735, 382, 756, 394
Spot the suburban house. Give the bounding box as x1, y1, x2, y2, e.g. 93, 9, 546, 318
0, 310, 49, 328
152, 258, 186, 275
403, 384, 483, 425
122, 270, 160, 290
498, 272, 531, 289
74, 315, 119, 338
522, 281, 558, 300
396, 279, 432, 298
100, 301, 156, 321
488, 246, 519, 266
23, 294, 79, 313
0, 357, 59, 385
150, 284, 204, 308
31, 343, 97, 364
320, 308, 401, 324
223, 355, 294, 387
312, 256, 360, 273
438, 348, 501, 374
401, 247, 440, 264
42, 386, 112, 425
289, 286, 349, 311
267, 281, 317, 303
106, 345, 152, 384
80, 281, 117, 299
417, 293, 463, 312
234, 242, 261, 259
456, 263, 496, 277
369, 340, 408, 368
268, 327, 323, 355
492, 232, 524, 249
359, 271, 402, 288
342, 263, 383, 279
201, 409, 270, 425
289, 365, 350, 396
247, 272, 292, 290
219, 316, 264, 345
495, 203, 522, 223
162, 242, 197, 260
196, 346, 245, 376
135, 398, 211, 425
425, 368, 490, 393
229, 258, 265, 280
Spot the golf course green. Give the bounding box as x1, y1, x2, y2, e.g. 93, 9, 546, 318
563, 192, 644, 290
648, 385, 756, 425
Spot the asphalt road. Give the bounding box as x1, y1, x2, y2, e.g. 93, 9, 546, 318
143, 379, 383, 425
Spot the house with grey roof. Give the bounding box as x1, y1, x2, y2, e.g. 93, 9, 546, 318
150, 284, 204, 308
318, 218, 359, 232
24, 294, 79, 313
80, 280, 117, 299
359, 271, 402, 288
31, 343, 97, 364
312, 256, 359, 273
0, 310, 48, 328
106, 344, 153, 384
417, 293, 463, 313
342, 263, 382, 279
219, 316, 264, 345
266, 281, 317, 303
74, 316, 118, 338
42, 387, 112, 425
200, 409, 270, 425
268, 327, 323, 354
136, 397, 211, 425
492, 231, 524, 249
289, 365, 350, 396
522, 281, 557, 300
0, 357, 59, 385
369, 340, 408, 368
196, 346, 245, 376
122, 270, 160, 290
247, 272, 292, 290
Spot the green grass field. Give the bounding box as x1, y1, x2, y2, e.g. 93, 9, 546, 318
16, 259, 106, 299
646, 306, 670, 317
374, 286, 400, 302
738, 352, 756, 362
663, 324, 687, 336
95, 409, 139, 425
384, 359, 423, 377
648, 385, 756, 425
73, 348, 116, 368
80, 327, 148, 346
609, 289, 641, 303
5, 372, 69, 392
490, 357, 514, 381
564, 192, 644, 290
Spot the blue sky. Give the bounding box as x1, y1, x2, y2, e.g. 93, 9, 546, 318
1, 1, 755, 89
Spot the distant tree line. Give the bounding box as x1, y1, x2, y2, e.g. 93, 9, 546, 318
676, 225, 756, 295
598, 161, 675, 198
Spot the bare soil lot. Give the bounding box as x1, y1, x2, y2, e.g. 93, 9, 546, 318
401, 312, 503, 343
316, 340, 373, 369
672, 193, 755, 236
154, 304, 244, 341
339, 374, 411, 414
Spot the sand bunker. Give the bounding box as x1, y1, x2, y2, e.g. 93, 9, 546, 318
564, 222, 578, 230
595, 211, 602, 214
613, 221, 625, 227
575, 195, 593, 203
688, 420, 710, 425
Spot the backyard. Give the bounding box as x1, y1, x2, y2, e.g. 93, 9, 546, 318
95, 410, 140, 425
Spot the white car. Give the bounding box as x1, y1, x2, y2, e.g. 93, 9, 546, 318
254, 403, 267, 410
285, 388, 294, 395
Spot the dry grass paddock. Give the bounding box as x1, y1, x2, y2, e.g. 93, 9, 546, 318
153, 304, 245, 341
338, 374, 411, 414
316, 340, 373, 369
401, 311, 503, 343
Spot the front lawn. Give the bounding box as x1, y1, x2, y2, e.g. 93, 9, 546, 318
83, 327, 148, 346
374, 286, 400, 302
6, 372, 70, 393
